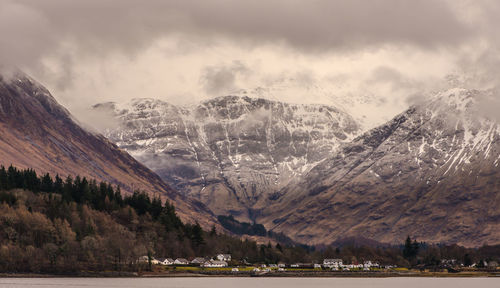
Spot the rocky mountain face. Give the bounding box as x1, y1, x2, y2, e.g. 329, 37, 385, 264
0, 72, 218, 228
94, 96, 360, 220
260, 88, 500, 247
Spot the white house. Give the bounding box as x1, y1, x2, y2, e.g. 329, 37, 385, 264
174, 258, 189, 265
217, 254, 231, 261
202, 260, 228, 268
191, 257, 207, 265
323, 259, 343, 268
363, 260, 379, 268
231, 268, 239, 272
314, 264, 322, 269
157, 258, 175, 265
161, 258, 175, 265
343, 264, 362, 269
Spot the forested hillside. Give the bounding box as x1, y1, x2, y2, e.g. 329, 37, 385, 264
0, 165, 318, 273
1, 165, 500, 274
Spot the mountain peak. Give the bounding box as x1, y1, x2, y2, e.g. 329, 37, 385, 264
0, 72, 72, 122
261, 88, 500, 246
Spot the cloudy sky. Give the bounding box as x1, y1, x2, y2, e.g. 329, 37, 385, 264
1, 0, 500, 129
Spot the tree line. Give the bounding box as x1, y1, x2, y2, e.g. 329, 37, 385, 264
0, 164, 499, 274
0, 165, 323, 273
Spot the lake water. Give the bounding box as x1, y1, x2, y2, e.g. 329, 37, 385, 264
0, 277, 498, 288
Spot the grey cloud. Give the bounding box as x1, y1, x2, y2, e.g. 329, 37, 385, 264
475, 90, 500, 122
369, 66, 430, 105
200, 61, 250, 95
368, 66, 415, 88
0, 0, 476, 70
458, 49, 500, 90
2, 0, 500, 127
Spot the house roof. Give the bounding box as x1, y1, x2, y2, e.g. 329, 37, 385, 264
175, 258, 189, 262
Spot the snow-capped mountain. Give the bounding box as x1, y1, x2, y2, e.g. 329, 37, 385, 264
260, 88, 500, 246
93, 96, 361, 220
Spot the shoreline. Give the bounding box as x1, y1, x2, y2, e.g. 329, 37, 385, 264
1, 271, 499, 278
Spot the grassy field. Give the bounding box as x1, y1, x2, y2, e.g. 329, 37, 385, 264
159, 266, 257, 272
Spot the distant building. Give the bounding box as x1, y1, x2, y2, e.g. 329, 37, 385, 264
277, 263, 286, 268
157, 258, 175, 265
217, 254, 231, 261
191, 257, 207, 265
202, 260, 228, 267
174, 258, 189, 265
343, 264, 362, 269
363, 261, 379, 268
290, 263, 313, 268
314, 264, 322, 269
161, 258, 175, 265
323, 259, 343, 268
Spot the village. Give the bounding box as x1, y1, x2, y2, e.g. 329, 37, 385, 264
137, 254, 500, 276
138, 254, 390, 273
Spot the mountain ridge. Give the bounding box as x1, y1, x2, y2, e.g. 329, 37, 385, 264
93, 95, 361, 221
0, 72, 218, 229
259, 88, 500, 247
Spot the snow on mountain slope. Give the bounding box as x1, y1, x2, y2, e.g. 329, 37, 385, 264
94, 96, 361, 220
261, 88, 500, 246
